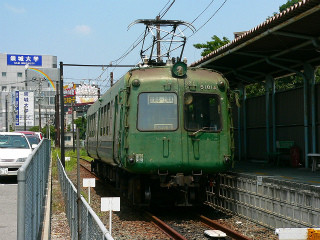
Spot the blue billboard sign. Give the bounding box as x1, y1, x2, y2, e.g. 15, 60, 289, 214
7, 54, 42, 66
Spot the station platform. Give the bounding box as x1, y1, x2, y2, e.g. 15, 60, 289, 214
231, 160, 320, 187
205, 160, 320, 229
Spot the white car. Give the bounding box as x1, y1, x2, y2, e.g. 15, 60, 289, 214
0, 132, 36, 176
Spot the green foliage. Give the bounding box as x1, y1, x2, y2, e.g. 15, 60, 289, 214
245, 68, 320, 98
29, 125, 56, 140
193, 35, 230, 57
279, 0, 302, 12
74, 116, 87, 140
245, 83, 266, 98
52, 147, 92, 172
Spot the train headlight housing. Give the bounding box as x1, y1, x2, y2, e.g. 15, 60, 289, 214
224, 155, 231, 164
172, 62, 187, 78
132, 79, 140, 87
218, 80, 225, 91
128, 156, 135, 164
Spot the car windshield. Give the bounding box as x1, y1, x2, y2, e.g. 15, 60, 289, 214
0, 135, 30, 149
184, 93, 222, 132
26, 136, 40, 145
137, 93, 178, 131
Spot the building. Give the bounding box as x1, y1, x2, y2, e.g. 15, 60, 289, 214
0, 53, 58, 131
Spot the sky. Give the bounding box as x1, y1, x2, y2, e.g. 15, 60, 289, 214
0, 0, 287, 93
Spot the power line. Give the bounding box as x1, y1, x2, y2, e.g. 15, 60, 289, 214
158, 0, 171, 16
190, 0, 215, 25
109, 0, 176, 69
159, 0, 175, 19
188, 0, 228, 38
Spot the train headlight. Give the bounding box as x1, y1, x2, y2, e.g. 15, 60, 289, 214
224, 155, 231, 164
128, 156, 135, 164
132, 79, 140, 87
218, 80, 225, 91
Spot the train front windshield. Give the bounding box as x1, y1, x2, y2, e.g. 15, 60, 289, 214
137, 93, 178, 131
184, 93, 221, 132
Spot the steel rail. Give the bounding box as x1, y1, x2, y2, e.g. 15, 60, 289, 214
144, 211, 188, 240
199, 215, 252, 240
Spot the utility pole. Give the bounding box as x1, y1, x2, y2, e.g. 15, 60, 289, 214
37, 78, 44, 131
156, 15, 161, 63
72, 102, 75, 152
60, 61, 65, 168
39, 100, 41, 130
5, 95, 8, 132
55, 81, 60, 147
24, 105, 27, 131
110, 72, 114, 87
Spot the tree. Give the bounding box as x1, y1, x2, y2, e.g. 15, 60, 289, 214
193, 35, 230, 57
74, 116, 87, 140
279, 0, 302, 12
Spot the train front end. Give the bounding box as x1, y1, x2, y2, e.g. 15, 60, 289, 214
121, 62, 233, 205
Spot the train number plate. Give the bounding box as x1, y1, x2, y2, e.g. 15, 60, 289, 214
135, 154, 144, 163
0, 168, 9, 175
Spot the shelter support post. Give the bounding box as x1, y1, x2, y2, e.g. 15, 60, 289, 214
304, 64, 317, 154
303, 72, 309, 168
271, 76, 277, 154
265, 77, 272, 157
237, 84, 245, 161
243, 86, 247, 161
265, 58, 310, 168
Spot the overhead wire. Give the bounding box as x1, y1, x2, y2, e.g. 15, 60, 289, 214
110, 0, 176, 67
159, 0, 175, 19
188, 0, 228, 38
98, 0, 177, 91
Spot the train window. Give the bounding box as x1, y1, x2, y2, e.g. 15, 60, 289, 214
184, 93, 221, 132
106, 103, 110, 135
103, 105, 107, 135
137, 93, 178, 131
99, 108, 102, 136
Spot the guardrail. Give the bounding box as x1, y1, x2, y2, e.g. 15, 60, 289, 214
17, 139, 51, 240
56, 155, 113, 240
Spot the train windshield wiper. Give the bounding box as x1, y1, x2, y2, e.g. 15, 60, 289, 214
189, 127, 211, 137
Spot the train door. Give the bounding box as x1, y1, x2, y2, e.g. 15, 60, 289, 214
184, 92, 222, 171
113, 96, 120, 161
136, 92, 182, 170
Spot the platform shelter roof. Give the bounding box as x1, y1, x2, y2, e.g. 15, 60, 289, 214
190, 0, 320, 87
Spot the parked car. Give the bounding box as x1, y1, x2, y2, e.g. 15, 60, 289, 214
15, 131, 42, 140
34, 132, 43, 140
0, 132, 36, 176
25, 135, 40, 148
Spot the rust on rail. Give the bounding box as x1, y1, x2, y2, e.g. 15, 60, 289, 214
144, 211, 187, 240
199, 215, 252, 240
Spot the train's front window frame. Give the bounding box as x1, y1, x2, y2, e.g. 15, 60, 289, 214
184, 92, 222, 132
137, 92, 178, 132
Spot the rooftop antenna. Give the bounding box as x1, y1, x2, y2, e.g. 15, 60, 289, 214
128, 19, 195, 66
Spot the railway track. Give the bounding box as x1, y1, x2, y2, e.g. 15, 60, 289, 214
76, 158, 255, 239
145, 208, 252, 240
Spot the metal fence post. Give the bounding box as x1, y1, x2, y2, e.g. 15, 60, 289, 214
17, 139, 51, 240
17, 167, 26, 240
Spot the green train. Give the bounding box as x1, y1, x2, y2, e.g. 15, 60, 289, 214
86, 61, 233, 205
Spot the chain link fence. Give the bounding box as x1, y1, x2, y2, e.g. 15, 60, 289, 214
57, 155, 113, 240
17, 139, 51, 240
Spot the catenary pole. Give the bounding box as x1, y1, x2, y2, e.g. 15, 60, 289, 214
60, 61, 65, 168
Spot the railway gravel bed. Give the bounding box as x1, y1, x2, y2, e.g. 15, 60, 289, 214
68, 160, 171, 240
51, 158, 278, 239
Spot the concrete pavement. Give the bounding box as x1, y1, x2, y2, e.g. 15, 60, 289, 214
0, 177, 18, 240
